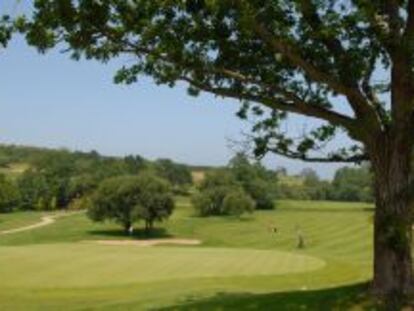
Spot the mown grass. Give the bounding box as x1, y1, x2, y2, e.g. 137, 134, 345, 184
0, 210, 48, 231
0, 199, 389, 310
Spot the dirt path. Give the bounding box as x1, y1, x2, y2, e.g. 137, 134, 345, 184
91, 239, 202, 247
0, 211, 83, 235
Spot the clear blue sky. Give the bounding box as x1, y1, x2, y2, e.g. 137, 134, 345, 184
0, 35, 351, 179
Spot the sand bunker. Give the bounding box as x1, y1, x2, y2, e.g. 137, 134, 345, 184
91, 239, 202, 247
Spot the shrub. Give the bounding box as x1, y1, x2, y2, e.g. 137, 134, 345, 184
222, 190, 255, 217
192, 170, 255, 216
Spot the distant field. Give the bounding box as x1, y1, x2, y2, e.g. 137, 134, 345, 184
191, 170, 206, 184
0, 162, 30, 178
0, 200, 379, 310
278, 175, 304, 186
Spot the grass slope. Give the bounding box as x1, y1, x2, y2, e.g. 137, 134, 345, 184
0, 211, 49, 231
0, 200, 381, 310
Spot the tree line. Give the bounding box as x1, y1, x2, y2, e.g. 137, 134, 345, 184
0, 145, 192, 213
0, 145, 376, 216
277, 166, 374, 202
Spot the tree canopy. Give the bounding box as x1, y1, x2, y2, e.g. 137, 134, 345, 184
0, 15, 12, 48
154, 158, 192, 191
87, 173, 174, 233
14, 0, 411, 162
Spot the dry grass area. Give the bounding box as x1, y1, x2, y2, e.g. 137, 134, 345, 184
191, 170, 206, 184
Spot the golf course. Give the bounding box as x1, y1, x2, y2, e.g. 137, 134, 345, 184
0, 199, 377, 310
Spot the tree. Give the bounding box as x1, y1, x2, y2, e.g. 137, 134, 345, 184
192, 170, 234, 216
300, 168, 330, 200
154, 159, 192, 191
0, 15, 12, 49
0, 174, 20, 213
15, 0, 414, 296
244, 179, 275, 210
229, 153, 277, 209
17, 169, 51, 210
222, 189, 255, 217
330, 166, 373, 202
124, 155, 146, 175
34, 150, 76, 208
192, 169, 255, 216
87, 176, 139, 232
300, 168, 320, 186
67, 174, 98, 201
87, 174, 174, 233
275, 167, 287, 177
131, 173, 175, 233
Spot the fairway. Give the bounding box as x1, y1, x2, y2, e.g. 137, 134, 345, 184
0, 244, 325, 288
0, 200, 376, 310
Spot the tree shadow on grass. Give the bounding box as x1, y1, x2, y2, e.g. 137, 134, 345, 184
158, 283, 407, 311
87, 227, 173, 240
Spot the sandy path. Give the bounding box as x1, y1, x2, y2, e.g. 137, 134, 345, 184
0, 211, 83, 235
91, 239, 202, 247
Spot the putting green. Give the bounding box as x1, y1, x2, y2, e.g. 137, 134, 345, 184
0, 243, 325, 288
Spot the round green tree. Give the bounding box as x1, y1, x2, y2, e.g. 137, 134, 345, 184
132, 173, 175, 233
87, 174, 174, 234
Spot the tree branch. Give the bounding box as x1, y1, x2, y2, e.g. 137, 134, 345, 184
265, 147, 369, 163
251, 20, 382, 133
180, 75, 361, 138
116, 31, 358, 133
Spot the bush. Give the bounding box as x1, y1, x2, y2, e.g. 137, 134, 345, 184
192, 170, 255, 216
192, 185, 236, 216
154, 159, 192, 193
222, 190, 255, 217
245, 179, 275, 210
228, 153, 277, 210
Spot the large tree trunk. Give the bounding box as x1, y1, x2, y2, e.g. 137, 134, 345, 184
370, 135, 413, 297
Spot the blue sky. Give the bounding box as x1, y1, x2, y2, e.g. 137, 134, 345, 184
0, 34, 351, 179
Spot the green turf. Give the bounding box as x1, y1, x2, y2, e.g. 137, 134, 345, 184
0, 200, 387, 310
0, 211, 48, 231
0, 244, 325, 287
